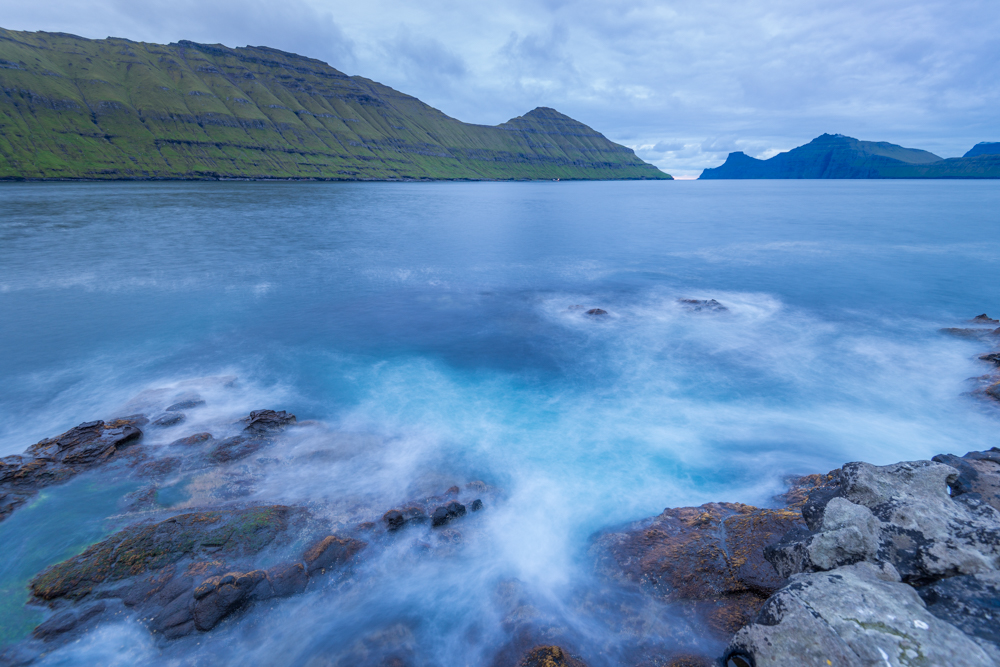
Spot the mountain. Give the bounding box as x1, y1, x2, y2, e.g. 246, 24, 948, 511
0, 29, 670, 181
964, 142, 1000, 158
700, 134, 1000, 179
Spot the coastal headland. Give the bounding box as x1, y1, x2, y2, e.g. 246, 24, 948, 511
0, 29, 670, 181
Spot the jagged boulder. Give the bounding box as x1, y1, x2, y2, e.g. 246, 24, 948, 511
726, 562, 1000, 667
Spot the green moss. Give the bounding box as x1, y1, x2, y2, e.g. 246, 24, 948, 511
0, 29, 670, 181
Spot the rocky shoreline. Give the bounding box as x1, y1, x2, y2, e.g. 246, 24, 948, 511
1, 316, 998, 666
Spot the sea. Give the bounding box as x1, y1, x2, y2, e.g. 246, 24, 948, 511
0, 180, 998, 664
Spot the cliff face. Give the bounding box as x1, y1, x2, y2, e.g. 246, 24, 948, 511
0, 29, 670, 180
700, 133, 1000, 179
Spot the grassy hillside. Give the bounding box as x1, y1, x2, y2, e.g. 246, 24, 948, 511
0, 29, 670, 180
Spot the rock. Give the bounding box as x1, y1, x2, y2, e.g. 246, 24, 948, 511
678, 298, 727, 312
152, 413, 185, 428
932, 448, 1000, 513
471, 499, 484, 511
267, 562, 308, 597
940, 327, 1000, 340
169, 432, 214, 446
726, 562, 999, 667
302, 535, 366, 574
595, 502, 804, 621
240, 409, 296, 435
32, 601, 106, 641
206, 435, 264, 463
383, 506, 429, 531
766, 459, 1000, 585
971, 314, 1000, 324
518, 646, 588, 667
166, 398, 205, 411
192, 570, 267, 631
918, 572, 1000, 652
979, 352, 1000, 366
0, 417, 144, 523
431, 501, 467, 527
585, 308, 608, 316
31, 506, 293, 602
135, 457, 181, 478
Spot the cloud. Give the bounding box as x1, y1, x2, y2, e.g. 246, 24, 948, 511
2, 0, 998, 176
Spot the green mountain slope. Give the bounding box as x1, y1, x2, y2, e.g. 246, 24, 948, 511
0, 29, 669, 180
700, 133, 1000, 179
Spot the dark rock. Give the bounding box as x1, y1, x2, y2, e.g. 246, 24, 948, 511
206, 435, 264, 463
932, 449, 1000, 513
152, 413, 185, 428
169, 432, 214, 446
32, 601, 106, 640
30, 506, 293, 602
302, 534, 366, 574
471, 499, 484, 511
678, 298, 727, 312
267, 562, 308, 597
919, 572, 1000, 650
383, 506, 428, 531
166, 398, 205, 411
0, 417, 144, 523
940, 327, 1000, 340
192, 570, 267, 631
980, 352, 1000, 366
240, 409, 296, 435
585, 308, 608, 316
971, 314, 1000, 324
135, 457, 181, 478
518, 646, 588, 667
431, 501, 467, 527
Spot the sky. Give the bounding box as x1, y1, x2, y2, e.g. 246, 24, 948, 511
2, 0, 998, 176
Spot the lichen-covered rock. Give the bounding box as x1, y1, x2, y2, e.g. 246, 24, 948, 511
594, 501, 805, 639
726, 562, 999, 667
918, 571, 1000, 655
767, 460, 1000, 584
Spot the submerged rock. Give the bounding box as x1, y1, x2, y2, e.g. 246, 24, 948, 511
431, 501, 467, 527
678, 298, 727, 312
518, 646, 588, 667
0, 417, 145, 522
585, 308, 608, 316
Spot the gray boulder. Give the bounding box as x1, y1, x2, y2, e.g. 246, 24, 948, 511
726, 562, 1000, 667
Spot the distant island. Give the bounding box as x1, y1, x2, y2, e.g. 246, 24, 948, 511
700, 134, 1000, 179
0, 29, 670, 181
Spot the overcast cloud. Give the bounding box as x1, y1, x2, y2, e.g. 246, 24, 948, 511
3, 0, 997, 176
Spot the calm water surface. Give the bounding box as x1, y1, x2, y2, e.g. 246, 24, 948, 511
1, 180, 998, 664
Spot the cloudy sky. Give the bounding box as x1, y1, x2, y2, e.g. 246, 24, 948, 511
3, 0, 998, 176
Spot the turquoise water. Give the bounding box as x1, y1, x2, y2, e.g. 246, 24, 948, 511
1, 180, 999, 663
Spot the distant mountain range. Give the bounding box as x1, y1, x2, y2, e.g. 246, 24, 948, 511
700, 134, 1000, 179
0, 29, 669, 181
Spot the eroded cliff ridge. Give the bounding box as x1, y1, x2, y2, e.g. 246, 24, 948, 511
700, 133, 1000, 179
0, 29, 670, 181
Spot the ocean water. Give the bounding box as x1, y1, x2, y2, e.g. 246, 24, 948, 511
1, 180, 999, 664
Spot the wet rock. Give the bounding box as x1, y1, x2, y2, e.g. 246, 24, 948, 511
302, 535, 366, 574
971, 314, 1000, 324
166, 398, 205, 411
206, 435, 264, 463
32, 601, 106, 641
240, 409, 296, 435
192, 570, 267, 631
726, 562, 999, 667
31, 506, 293, 601
979, 352, 1000, 366
765, 459, 1000, 585
135, 457, 181, 478
471, 499, 484, 511
594, 502, 805, 638
169, 432, 214, 446
932, 448, 1000, 513
918, 571, 1000, 652
518, 646, 588, 667
678, 298, 727, 312
940, 327, 1000, 340
267, 562, 308, 597
383, 506, 429, 531
0, 417, 144, 523
431, 501, 467, 527
585, 308, 608, 316
152, 412, 185, 428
